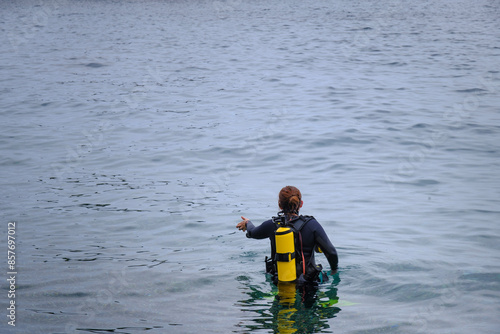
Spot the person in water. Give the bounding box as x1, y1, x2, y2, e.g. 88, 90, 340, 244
236, 186, 338, 284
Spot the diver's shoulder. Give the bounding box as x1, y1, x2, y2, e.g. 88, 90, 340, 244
300, 215, 324, 228
300, 214, 316, 222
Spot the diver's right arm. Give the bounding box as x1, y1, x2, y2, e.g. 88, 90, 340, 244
236, 217, 274, 239
246, 219, 275, 239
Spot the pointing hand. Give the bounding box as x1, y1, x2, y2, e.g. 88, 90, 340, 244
236, 216, 249, 232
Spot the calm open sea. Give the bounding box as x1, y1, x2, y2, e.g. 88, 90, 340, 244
1, 0, 500, 333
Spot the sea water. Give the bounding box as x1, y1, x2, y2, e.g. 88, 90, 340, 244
1, 0, 499, 333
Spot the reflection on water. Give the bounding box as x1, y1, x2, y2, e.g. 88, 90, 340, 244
236, 274, 341, 333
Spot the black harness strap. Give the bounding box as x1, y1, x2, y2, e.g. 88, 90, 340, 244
275, 252, 295, 262
298, 230, 306, 275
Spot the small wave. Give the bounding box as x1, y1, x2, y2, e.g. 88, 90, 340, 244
414, 179, 440, 186
389, 179, 440, 186
460, 272, 500, 282
410, 123, 430, 129
472, 128, 495, 134
399, 140, 432, 148
372, 262, 429, 272
79, 203, 110, 208
84, 62, 106, 68
384, 62, 407, 66
472, 209, 500, 215
47, 291, 92, 298
76, 326, 164, 333
455, 88, 487, 93
353, 268, 440, 302
459, 272, 500, 292
388, 283, 441, 302
28, 309, 85, 315
157, 109, 190, 113
311, 136, 372, 147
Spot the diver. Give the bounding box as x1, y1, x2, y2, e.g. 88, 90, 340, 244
236, 186, 338, 285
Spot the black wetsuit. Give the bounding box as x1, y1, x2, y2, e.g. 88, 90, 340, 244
246, 215, 338, 280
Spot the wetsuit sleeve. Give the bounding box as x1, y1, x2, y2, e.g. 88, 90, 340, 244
246, 219, 275, 240
314, 222, 338, 271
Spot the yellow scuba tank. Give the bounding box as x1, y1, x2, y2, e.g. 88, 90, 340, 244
275, 226, 296, 282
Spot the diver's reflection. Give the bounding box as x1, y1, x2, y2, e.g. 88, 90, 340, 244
237, 274, 341, 333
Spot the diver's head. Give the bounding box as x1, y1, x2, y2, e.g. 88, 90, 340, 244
278, 186, 303, 216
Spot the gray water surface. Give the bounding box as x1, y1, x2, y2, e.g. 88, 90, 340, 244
1, 0, 500, 333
